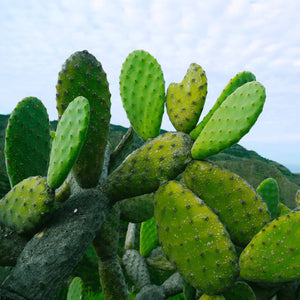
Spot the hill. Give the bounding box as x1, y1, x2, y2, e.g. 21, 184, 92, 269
0, 114, 299, 208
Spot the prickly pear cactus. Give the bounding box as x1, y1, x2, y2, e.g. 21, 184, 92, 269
103, 132, 193, 202
184, 160, 271, 246
166, 63, 207, 133
0, 176, 55, 234
223, 281, 255, 300
47, 96, 90, 190
119, 50, 165, 141
257, 178, 279, 219
239, 211, 300, 282
67, 277, 85, 300
191, 81, 265, 160
56, 50, 111, 188
155, 181, 239, 295
140, 217, 159, 257
276, 201, 291, 217
190, 71, 256, 140
199, 295, 225, 300
296, 189, 300, 207
5, 97, 51, 187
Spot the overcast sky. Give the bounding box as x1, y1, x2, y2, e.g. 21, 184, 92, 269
0, 0, 299, 172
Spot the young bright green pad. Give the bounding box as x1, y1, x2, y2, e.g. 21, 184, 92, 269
57, 50, 111, 188
190, 71, 256, 140
0, 176, 55, 234
5, 97, 51, 187
67, 277, 85, 300
47, 97, 90, 190
140, 217, 159, 257
155, 181, 239, 295
276, 201, 291, 217
223, 281, 255, 300
119, 50, 165, 141
191, 81, 265, 160
102, 132, 193, 202
239, 211, 300, 283
184, 160, 271, 246
257, 178, 279, 219
166, 63, 207, 133
199, 295, 225, 300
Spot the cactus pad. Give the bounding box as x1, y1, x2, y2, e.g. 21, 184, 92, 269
257, 178, 279, 219
67, 277, 85, 300
57, 50, 111, 188
47, 97, 90, 190
190, 71, 256, 140
239, 211, 300, 282
184, 160, 271, 246
223, 281, 255, 300
276, 201, 291, 217
119, 50, 165, 140
0, 176, 55, 234
166, 63, 207, 133
5, 97, 51, 187
191, 81, 265, 160
140, 217, 159, 257
155, 181, 239, 295
103, 132, 193, 202
199, 295, 225, 300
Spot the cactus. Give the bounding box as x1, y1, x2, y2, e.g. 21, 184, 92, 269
191, 81, 265, 160
166, 63, 207, 133
257, 178, 279, 219
0, 176, 55, 235
296, 189, 300, 207
67, 277, 85, 300
56, 50, 111, 188
140, 217, 159, 257
184, 160, 271, 246
47, 96, 90, 190
239, 211, 300, 282
5, 97, 51, 187
199, 294, 226, 300
155, 181, 239, 295
1, 49, 299, 300
190, 71, 256, 140
119, 50, 165, 141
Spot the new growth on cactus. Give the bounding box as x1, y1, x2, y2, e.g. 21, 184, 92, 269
0, 48, 299, 300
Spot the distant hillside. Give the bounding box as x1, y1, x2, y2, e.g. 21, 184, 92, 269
0, 114, 299, 208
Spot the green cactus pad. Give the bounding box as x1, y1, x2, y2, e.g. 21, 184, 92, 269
191, 81, 265, 160
0, 176, 55, 234
190, 71, 256, 140
119, 50, 165, 141
276, 202, 291, 217
199, 295, 225, 300
102, 132, 193, 202
57, 50, 111, 188
184, 160, 271, 246
239, 211, 300, 283
155, 181, 239, 295
257, 178, 279, 219
5, 97, 51, 187
223, 281, 255, 300
166, 63, 207, 133
47, 97, 90, 190
55, 174, 71, 203
67, 277, 85, 300
140, 217, 159, 257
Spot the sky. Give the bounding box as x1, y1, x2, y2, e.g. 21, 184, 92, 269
0, 0, 299, 172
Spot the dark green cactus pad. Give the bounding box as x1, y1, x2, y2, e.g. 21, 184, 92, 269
223, 281, 256, 300
184, 160, 271, 246
47, 97, 90, 190
155, 181, 239, 295
140, 217, 159, 257
191, 81, 265, 160
56, 50, 111, 188
102, 132, 193, 202
190, 71, 256, 140
257, 178, 279, 219
166, 63, 207, 133
276, 202, 291, 217
67, 277, 85, 300
239, 211, 300, 283
0, 176, 55, 234
5, 97, 51, 187
119, 50, 165, 141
